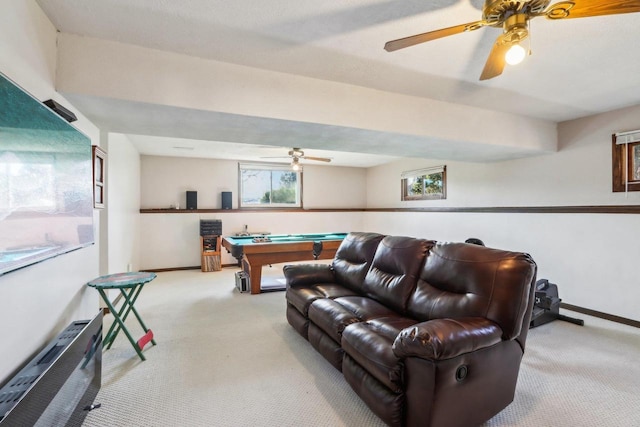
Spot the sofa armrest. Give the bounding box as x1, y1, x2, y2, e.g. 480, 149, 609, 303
392, 317, 503, 361
283, 263, 335, 288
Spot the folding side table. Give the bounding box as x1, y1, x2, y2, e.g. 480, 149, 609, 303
87, 271, 157, 361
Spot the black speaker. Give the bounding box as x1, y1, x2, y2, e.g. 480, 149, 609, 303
43, 99, 77, 123
221, 191, 232, 210
186, 191, 197, 210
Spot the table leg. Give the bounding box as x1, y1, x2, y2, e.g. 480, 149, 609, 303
100, 289, 123, 349
119, 285, 156, 346
243, 256, 263, 294
98, 288, 147, 361
105, 285, 143, 349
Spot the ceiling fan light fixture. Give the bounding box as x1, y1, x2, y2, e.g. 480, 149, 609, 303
505, 43, 526, 65
291, 157, 301, 171
384, 0, 640, 80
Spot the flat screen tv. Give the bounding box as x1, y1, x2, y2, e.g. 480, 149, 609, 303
0, 73, 94, 276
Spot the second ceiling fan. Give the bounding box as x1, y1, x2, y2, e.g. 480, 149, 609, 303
261, 148, 332, 170
384, 0, 640, 80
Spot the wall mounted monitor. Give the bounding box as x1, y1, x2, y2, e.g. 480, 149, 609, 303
0, 73, 94, 276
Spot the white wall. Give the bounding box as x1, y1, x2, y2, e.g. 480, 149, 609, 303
0, 1, 101, 383
302, 165, 366, 209
140, 155, 367, 210
364, 104, 640, 321
139, 155, 366, 268
107, 133, 141, 272
363, 211, 638, 320
140, 156, 236, 210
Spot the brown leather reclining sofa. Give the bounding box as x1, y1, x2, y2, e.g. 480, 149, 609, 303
284, 232, 537, 427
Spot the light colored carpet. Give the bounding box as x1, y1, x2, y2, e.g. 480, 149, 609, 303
82, 267, 640, 427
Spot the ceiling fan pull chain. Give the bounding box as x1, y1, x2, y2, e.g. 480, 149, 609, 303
528, 19, 532, 56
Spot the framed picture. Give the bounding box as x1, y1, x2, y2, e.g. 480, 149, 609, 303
92, 145, 107, 208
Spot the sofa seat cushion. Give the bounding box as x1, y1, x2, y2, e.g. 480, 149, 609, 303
286, 284, 359, 317
331, 296, 400, 320
341, 316, 417, 393
308, 298, 362, 343
308, 296, 399, 343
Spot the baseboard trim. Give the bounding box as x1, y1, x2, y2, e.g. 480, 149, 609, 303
145, 266, 201, 272
143, 265, 238, 272
561, 303, 640, 328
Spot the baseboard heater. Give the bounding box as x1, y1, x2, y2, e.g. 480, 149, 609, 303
0, 311, 103, 426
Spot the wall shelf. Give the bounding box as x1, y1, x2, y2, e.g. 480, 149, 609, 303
140, 206, 640, 215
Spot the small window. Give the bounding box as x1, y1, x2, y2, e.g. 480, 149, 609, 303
401, 165, 446, 201
239, 162, 301, 208
92, 146, 106, 208
612, 133, 640, 192
633, 143, 640, 182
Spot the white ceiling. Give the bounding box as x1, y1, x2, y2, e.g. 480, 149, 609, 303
126, 135, 399, 168
36, 0, 640, 167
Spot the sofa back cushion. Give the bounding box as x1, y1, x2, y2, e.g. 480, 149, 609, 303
362, 236, 434, 314
332, 232, 386, 293
407, 242, 536, 340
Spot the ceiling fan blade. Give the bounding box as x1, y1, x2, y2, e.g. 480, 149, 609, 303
479, 35, 509, 81
302, 156, 332, 162
384, 21, 487, 52
545, 0, 640, 19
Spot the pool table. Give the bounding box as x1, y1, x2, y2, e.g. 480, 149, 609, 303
222, 233, 347, 294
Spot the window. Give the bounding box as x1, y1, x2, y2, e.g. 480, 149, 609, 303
239, 163, 301, 208
92, 146, 106, 208
401, 165, 446, 201
612, 133, 640, 192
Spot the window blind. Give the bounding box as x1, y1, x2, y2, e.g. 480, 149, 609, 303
614, 130, 640, 145
239, 162, 293, 171
401, 165, 445, 179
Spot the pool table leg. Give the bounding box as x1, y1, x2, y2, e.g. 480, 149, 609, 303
242, 255, 263, 294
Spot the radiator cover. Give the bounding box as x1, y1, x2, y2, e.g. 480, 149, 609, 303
0, 312, 102, 426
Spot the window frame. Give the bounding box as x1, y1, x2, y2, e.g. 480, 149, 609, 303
238, 162, 302, 208
92, 145, 107, 208
401, 165, 447, 201
612, 135, 640, 193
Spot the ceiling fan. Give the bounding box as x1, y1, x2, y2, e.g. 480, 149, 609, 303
384, 0, 640, 81
261, 148, 332, 170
